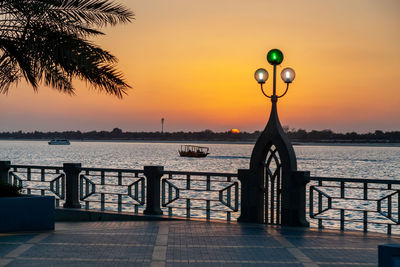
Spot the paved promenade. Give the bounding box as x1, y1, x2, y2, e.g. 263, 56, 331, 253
0, 220, 398, 266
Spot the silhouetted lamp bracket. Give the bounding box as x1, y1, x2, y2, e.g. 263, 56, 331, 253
254, 49, 296, 100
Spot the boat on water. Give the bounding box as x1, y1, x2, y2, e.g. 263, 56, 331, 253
48, 139, 70, 145
179, 145, 209, 158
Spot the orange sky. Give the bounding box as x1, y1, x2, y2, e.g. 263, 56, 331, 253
0, 0, 399, 133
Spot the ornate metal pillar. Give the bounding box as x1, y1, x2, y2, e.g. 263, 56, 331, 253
63, 163, 82, 209
238, 49, 309, 227
143, 166, 164, 215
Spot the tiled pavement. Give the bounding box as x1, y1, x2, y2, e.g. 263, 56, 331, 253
0, 221, 399, 266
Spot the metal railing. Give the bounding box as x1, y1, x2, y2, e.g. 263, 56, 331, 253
1, 162, 240, 222
2, 161, 400, 234
309, 176, 400, 234
161, 170, 239, 221
79, 167, 145, 213
8, 165, 65, 207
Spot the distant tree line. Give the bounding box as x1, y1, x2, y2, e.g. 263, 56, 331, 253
0, 128, 399, 143
285, 129, 400, 143
0, 128, 259, 142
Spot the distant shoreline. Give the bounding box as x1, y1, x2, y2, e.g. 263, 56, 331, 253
0, 138, 399, 147
1, 129, 399, 145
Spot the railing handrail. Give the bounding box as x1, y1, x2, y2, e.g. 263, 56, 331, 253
310, 176, 400, 185
163, 170, 237, 177
10, 164, 145, 174
81, 167, 143, 173
10, 164, 63, 170
9, 164, 237, 177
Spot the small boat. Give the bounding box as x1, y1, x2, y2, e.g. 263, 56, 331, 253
179, 145, 209, 158
48, 139, 70, 145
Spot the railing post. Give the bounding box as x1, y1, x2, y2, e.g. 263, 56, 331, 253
63, 163, 82, 209
281, 170, 310, 227
0, 161, 11, 184
237, 169, 261, 223
143, 166, 163, 215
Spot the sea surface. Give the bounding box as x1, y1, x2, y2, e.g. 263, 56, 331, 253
1, 140, 399, 234
0, 140, 399, 179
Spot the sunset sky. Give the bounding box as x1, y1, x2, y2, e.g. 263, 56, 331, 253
0, 0, 399, 133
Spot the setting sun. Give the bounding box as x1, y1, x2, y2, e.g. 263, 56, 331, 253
231, 129, 240, 134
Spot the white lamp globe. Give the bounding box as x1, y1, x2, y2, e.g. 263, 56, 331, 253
281, 67, 295, 83
254, 68, 268, 84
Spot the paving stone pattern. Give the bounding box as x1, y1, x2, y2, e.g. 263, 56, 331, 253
0, 221, 399, 266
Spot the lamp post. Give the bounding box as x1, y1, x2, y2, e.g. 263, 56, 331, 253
254, 49, 295, 101
238, 49, 309, 227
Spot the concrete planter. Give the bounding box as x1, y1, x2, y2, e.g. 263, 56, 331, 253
0, 195, 55, 232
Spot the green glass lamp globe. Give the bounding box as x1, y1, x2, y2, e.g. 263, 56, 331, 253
266, 49, 284, 65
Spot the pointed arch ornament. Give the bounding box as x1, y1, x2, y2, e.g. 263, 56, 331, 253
238, 49, 310, 226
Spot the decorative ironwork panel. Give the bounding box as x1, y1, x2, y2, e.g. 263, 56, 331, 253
79, 168, 145, 213
263, 145, 282, 225
79, 175, 96, 200
49, 174, 65, 199
162, 179, 179, 206
9, 165, 65, 206
127, 177, 145, 205
161, 171, 240, 221
308, 177, 400, 235
219, 182, 239, 212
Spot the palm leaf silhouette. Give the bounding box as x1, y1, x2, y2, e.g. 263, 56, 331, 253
0, 0, 134, 97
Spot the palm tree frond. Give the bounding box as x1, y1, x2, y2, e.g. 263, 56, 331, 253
43, 0, 134, 27
0, 54, 21, 94
0, 40, 39, 90
42, 64, 75, 94
0, 0, 133, 97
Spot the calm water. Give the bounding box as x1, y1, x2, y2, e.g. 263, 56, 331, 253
0, 140, 399, 179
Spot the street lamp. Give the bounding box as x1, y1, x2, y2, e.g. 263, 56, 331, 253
254, 49, 295, 99
240, 48, 309, 227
